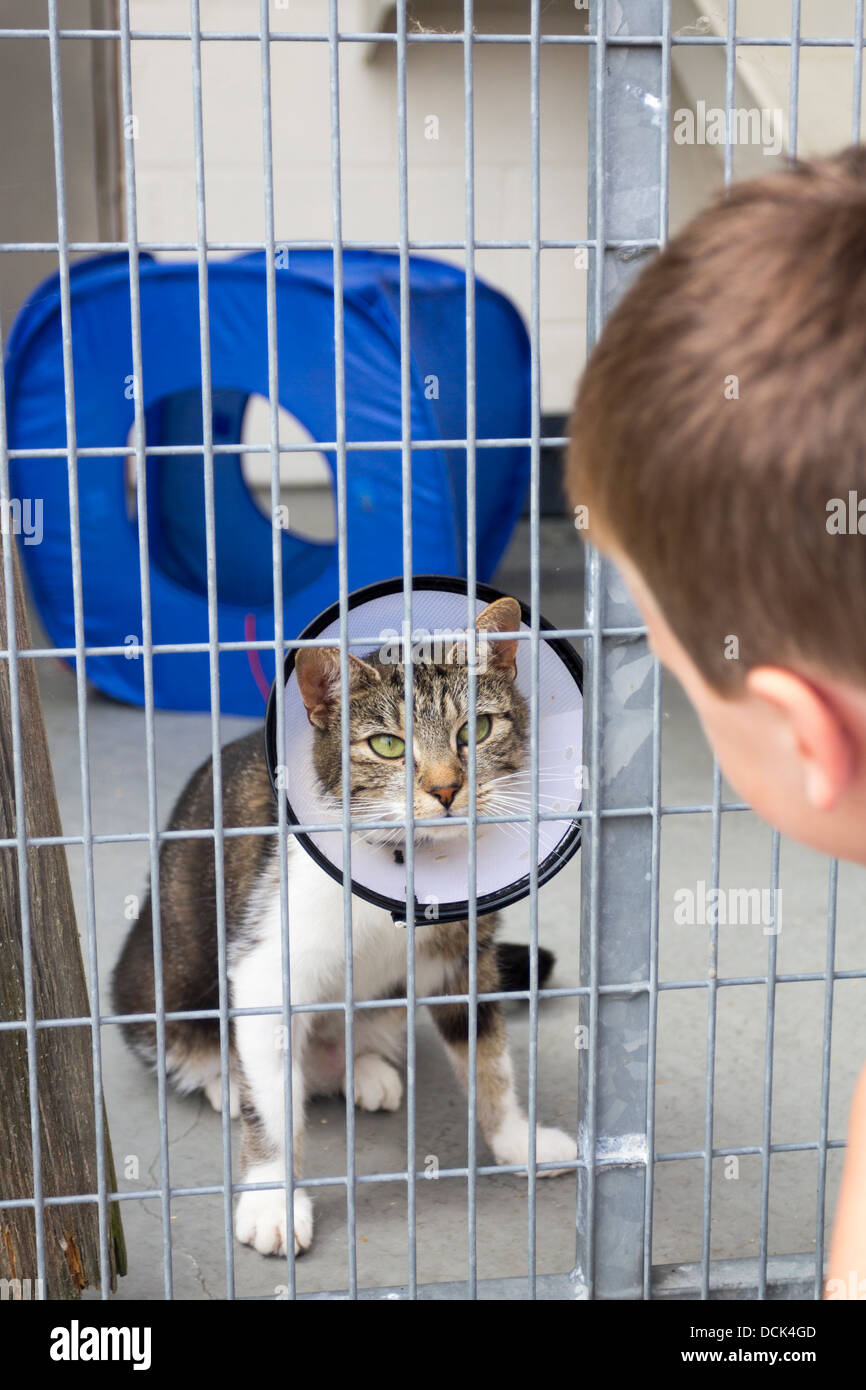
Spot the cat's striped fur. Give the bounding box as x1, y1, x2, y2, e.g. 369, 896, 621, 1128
113, 597, 575, 1256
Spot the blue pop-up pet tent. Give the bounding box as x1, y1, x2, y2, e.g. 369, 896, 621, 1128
5, 250, 530, 714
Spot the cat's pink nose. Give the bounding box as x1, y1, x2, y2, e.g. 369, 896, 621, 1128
430, 783, 460, 809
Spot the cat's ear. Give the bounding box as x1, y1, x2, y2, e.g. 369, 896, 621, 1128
475, 597, 521, 680
294, 648, 379, 729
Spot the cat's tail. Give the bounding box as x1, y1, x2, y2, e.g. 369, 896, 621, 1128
496, 942, 556, 991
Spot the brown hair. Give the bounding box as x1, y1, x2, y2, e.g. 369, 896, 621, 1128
566, 146, 866, 693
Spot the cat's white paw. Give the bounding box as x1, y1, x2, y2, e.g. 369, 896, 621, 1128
235, 1187, 313, 1257
491, 1117, 577, 1177
291, 1189, 314, 1252
203, 1074, 241, 1119
348, 1053, 403, 1112
533, 1125, 578, 1175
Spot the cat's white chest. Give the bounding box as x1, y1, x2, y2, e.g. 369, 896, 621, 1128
232, 839, 445, 1011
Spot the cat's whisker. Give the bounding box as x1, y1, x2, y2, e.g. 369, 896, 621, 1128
482, 771, 577, 789
354, 830, 404, 851
478, 814, 523, 840
486, 792, 577, 812
494, 826, 521, 842
489, 766, 577, 780
486, 786, 566, 799
482, 763, 564, 781
488, 784, 573, 799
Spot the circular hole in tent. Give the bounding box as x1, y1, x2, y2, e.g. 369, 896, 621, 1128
121, 394, 337, 607
122, 399, 336, 547
240, 396, 336, 544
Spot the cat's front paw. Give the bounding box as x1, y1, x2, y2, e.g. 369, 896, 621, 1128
491, 1118, 577, 1177
532, 1125, 578, 1175
346, 1053, 403, 1112
236, 1186, 313, 1257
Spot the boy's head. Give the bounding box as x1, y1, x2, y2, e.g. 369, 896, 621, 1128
567, 146, 866, 864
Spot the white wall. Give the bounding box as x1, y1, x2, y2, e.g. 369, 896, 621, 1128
124, 0, 739, 496
128, 0, 590, 413
0, 0, 105, 331
671, 0, 866, 161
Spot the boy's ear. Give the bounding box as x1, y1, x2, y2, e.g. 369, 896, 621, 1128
475, 597, 522, 680
294, 648, 379, 729
745, 666, 855, 811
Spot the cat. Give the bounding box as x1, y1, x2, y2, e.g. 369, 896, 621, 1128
112, 595, 577, 1257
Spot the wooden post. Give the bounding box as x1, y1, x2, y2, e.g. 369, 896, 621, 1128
0, 534, 126, 1298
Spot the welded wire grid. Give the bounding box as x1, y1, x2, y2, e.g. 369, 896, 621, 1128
0, 0, 862, 1302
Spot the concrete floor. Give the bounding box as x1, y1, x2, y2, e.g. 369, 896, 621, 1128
31, 511, 866, 1299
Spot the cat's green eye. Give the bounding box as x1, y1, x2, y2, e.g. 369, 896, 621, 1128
369, 733, 405, 759
457, 714, 492, 746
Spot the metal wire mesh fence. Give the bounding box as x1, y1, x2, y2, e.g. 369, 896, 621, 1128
0, 0, 863, 1301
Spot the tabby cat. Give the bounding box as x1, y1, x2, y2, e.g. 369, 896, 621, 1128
113, 596, 576, 1256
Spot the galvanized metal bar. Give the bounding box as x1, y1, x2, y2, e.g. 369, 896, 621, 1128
13, 965, 866, 1031
0, 238, 654, 255
814, 860, 838, 1299
789, 0, 802, 158
526, 0, 543, 1301
0, 1142, 849, 1209
724, 1, 737, 188
700, 762, 723, 1300
757, 831, 781, 1299
0, 1137, 847, 1205
0, 800, 762, 854
259, 0, 298, 1300
10, 965, 866, 1032
6, 434, 587, 458
0, 26, 862, 49
0, 631, 734, 660
642, 654, 663, 1300
576, 0, 662, 1301
329, 0, 359, 1303
117, 0, 174, 1300
46, 0, 111, 1299
462, 0, 480, 1301
854, 0, 864, 140
0, 624, 651, 652
395, 0, 418, 1302
578, 0, 605, 1302
189, 0, 235, 1298
641, 0, 670, 1300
